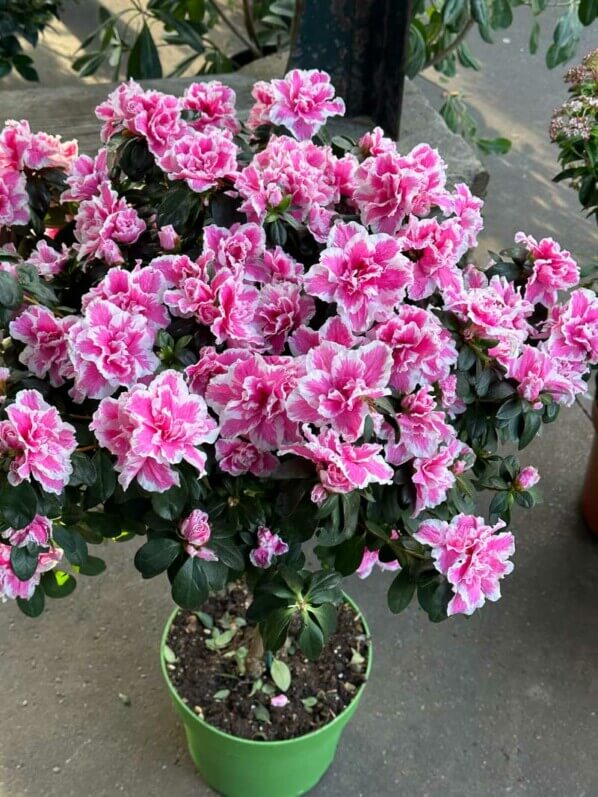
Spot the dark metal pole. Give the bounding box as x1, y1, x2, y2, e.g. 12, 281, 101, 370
289, 0, 413, 139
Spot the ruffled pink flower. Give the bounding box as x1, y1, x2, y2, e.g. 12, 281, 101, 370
386, 388, 453, 465
10, 306, 75, 387
206, 354, 301, 450
515, 232, 579, 307
371, 305, 457, 393
62, 149, 108, 202
210, 276, 262, 346
158, 224, 180, 252
235, 135, 339, 242
0, 389, 76, 493
0, 543, 62, 601
515, 466, 540, 491
414, 514, 515, 616
82, 265, 169, 331
186, 346, 251, 397
2, 514, 52, 547
248, 246, 304, 284
74, 182, 146, 265
545, 288, 598, 364
182, 81, 240, 134
438, 374, 467, 417
247, 80, 276, 131
67, 300, 158, 401
402, 216, 467, 300
163, 255, 220, 324
289, 315, 358, 356
412, 446, 456, 516
356, 531, 400, 579
215, 438, 278, 477
27, 239, 69, 279
504, 344, 586, 407
287, 340, 392, 441
203, 222, 265, 277
180, 510, 218, 561
267, 69, 345, 141
256, 280, 315, 354
91, 370, 218, 492
359, 127, 396, 157
0, 119, 77, 171
158, 129, 238, 192
0, 169, 29, 227
249, 526, 289, 568
305, 223, 413, 332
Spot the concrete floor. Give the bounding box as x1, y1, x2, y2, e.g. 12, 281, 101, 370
1, 6, 598, 797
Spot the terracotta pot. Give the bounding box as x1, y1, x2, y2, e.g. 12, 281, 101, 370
582, 400, 598, 534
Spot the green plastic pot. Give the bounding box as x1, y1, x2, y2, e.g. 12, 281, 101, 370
160, 594, 372, 797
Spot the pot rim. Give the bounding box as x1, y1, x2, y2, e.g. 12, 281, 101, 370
160, 590, 372, 748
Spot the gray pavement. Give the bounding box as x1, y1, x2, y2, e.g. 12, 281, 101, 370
1, 6, 598, 797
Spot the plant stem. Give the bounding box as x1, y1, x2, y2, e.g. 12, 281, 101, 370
207, 0, 262, 58
425, 18, 475, 70
241, 0, 261, 54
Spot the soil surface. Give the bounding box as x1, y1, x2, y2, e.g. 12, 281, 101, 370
165, 584, 370, 741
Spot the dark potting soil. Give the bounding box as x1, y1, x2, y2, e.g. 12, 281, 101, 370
165, 584, 370, 741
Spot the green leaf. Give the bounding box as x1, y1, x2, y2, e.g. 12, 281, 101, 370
519, 411, 542, 449
69, 453, 97, 487
308, 602, 337, 640
0, 272, 24, 308
489, 490, 511, 518
17, 587, 45, 617
53, 526, 88, 566
298, 616, 324, 660
253, 704, 270, 723
271, 658, 291, 692
417, 579, 452, 622
306, 570, 342, 604
442, 0, 464, 27
210, 538, 244, 571
476, 137, 512, 155
490, 0, 513, 29
260, 607, 293, 652
41, 570, 77, 598
171, 556, 208, 610
579, 0, 598, 25
10, 544, 39, 581
213, 689, 230, 700
127, 22, 162, 79
151, 481, 188, 520
84, 450, 116, 508
388, 568, 416, 614
529, 20, 540, 54
134, 537, 181, 578
0, 480, 38, 529
496, 397, 522, 421
77, 555, 106, 576
163, 644, 177, 664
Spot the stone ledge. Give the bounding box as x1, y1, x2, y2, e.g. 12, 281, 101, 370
0, 66, 488, 195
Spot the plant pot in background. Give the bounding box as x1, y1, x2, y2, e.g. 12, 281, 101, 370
160, 595, 372, 797
582, 399, 598, 535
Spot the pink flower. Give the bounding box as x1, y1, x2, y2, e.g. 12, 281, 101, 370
186, 346, 252, 397
0, 543, 62, 601
515, 232, 579, 307
247, 246, 304, 285
67, 300, 158, 401
0, 389, 76, 494
158, 224, 180, 252
412, 447, 456, 516
402, 216, 467, 300
356, 531, 400, 579
271, 694, 289, 708
504, 344, 586, 407
515, 466, 540, 491
27, 240, 69, 279
182, 81, 240, 134
91, 370, 218, 492
158, 129, 238, 192
203, 222, 265, 277
62, 149, 109, 202
287, 341, 392, 441
545, 288, 598, 364
438, 374, 467, 417
81, 265, 169, 331
215, 438, 278, 477
371, 305, 457, 393
256, 281, 315, 354
0, 169, 29, 227
414, 514, 515, 616
206, 354, 301, 450
267, 69, 345, 140
10, 306, 75, 387
163, 255, 220, 324
95, 80, 153, 141
289, 315, 358, 356
247, 80, 276, 131
437, 183, 484, 250
2, 514, 52, 548
180, 510, 218, 561
359, 127, 396, 157
305, 225, 413, 332
210, 276, 262, 347
249, 526, 289, 568
386, 388, 453, 465
0, 119, 77, 171
281, 425, 393, 499
74, 182, 146, 265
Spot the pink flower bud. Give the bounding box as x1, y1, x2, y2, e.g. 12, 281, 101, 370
515, 466, 540, 491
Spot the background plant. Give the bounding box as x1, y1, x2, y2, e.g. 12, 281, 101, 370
0, 0, 64, 82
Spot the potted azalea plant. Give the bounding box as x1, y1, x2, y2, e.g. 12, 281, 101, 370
0, 69, 596, 797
